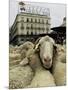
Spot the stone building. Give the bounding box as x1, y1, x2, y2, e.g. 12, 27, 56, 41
10, 2, 51, 45
10, 12, 51, 45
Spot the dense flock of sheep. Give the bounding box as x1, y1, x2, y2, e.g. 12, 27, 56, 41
9, 35, 66, 89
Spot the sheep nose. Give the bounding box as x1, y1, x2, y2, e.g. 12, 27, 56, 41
44, 58, 51, 62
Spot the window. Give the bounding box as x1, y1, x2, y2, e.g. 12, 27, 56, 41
21, 24, 24, 30
27, 18, 29, 22
39, 19, 40, 23
46, 27, 49, 30
21, 26, 24, 29
46, 20, 49, 24
31, 18, 33, 22
21, 17, 24, 22
26, 27, 30, 29
42, 28, 45, 32
40, 19, 42, 23
46, 27, 49, 33
35, 19, 37, 23
33, 19, 35, 22
39, 27, 41, 30
31, 25, 33, 29
42, 19, 44, 24
35, 27, 37, 30
31, 32, 33, 35
27, 31, 29, 35
43, 28, 45, 30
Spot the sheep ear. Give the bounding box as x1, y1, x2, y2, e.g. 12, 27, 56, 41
19, 58, 29, 66
34, 44, 40, 52
53, 44, 57, 54
61, 47, 65, 52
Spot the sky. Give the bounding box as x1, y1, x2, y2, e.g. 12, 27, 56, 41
9, 0, 66, 28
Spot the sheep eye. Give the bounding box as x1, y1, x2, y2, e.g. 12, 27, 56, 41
39, 44, 41, 47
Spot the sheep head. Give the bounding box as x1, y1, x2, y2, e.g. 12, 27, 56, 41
34, 35, 57, 69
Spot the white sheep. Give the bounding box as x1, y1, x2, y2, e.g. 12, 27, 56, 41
9, 45, 21, 55
9, 41, 34, 69
9, 65, 34, 89
54, 44, 66, 63
20, 48, 56, 88
52, 44, 66, 86
52, 62, 66, 86
19, 41, 34, 60
9, 47, 21, 69
9, 42, 35, 89
34, 35, 56, 69
19, 41, 34, 51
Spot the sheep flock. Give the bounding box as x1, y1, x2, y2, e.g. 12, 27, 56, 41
9, 36, 66, 89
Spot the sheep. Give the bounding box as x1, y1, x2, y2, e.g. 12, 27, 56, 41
26, 36, 66, 87
52, 62, 66, 86
19, 41, 34, 51
20, 48, 56, 88
9, 53, 21, 61
19, 41, 34, 60
9, 65, 34, 89
9, 42, 35, 89
9, 54, 34, 89
9, 41, 34, 69
52, 44, 66, 86
34, 35, 56, 69
9, 45, 21, 54
9, 50, 21, 69
54, 44, 66, 63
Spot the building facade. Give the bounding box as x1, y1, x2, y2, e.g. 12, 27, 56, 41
10, 13, 51, 45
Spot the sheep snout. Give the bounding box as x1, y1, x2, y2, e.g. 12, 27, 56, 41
42, 60, 52, 69
44, 57, 51, 62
